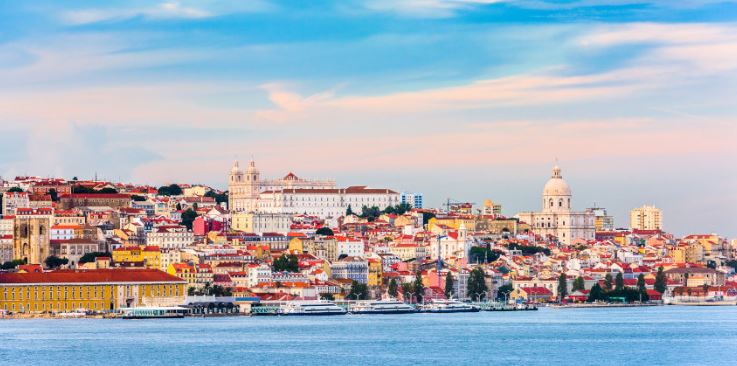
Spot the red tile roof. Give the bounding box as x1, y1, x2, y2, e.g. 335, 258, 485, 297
0, 269, 184, 284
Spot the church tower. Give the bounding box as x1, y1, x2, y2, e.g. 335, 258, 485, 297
542, 165, 572, 213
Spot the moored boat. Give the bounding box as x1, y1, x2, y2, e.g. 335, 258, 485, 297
279, 301, 347, 316
349, 299, 417, 315
121, 306, 188, 319
421, 299, 480, 313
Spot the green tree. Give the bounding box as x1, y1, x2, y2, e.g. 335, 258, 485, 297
204, 190, 228, 204
557, 273, 568, 302
444, 272, 454, 299
468, 246, 501, 264
572, 276, 585, 292
7, 187, 23, 193
388, 278, 399, 298
48, 189, 59, 202
348, 280, 369, 300
180, 208, 198, 230
273, 254, 299, 272
315, 227, 334, 236
615, 272, 625, 291
158, 184, 183, 196
467, 268, 488, 301
654, 266, 667, 294
44, 255, 69, 269
0, 259, 26, 270
131, 195, 147, 202
587, 283, 604, 303
78, 252, 112, 264
636, 273, 649, 302
98, 187, 119, 194
413, 272, 425, 304
604, 273, 613, 290
346, 204, 354, 216
401, 283, 414, 303
496, 283, 513, 302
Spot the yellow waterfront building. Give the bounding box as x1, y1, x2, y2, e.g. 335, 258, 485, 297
0, 269, 186, 313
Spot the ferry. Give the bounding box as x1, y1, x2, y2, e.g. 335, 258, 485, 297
349, 299, 418, 315
121, 306, 189, 319
279, 301, 347, 316
421, 299, 480, 313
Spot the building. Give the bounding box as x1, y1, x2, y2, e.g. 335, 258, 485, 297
59, 194, 131, 210
0, 216, 14, 263
630, 205, 662, 231
401, 192, 424, 209
664, 267, 725, 286
13, 208, 53, 265
482, 199, 502, 216
231, 212, 291, 234
590, 207, 615, 232
228, 160, 335, 213
0, 269, 186, 313
2, 192, 29, 215
146, 225, 194, 249
331, 256, 369, 284
112, 246, 161, 269
258, 186, 400, 219
516, 165, 595, 245
50, 239, 104, 266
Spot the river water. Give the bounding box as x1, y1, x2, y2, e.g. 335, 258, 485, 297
1, 306, 736, 365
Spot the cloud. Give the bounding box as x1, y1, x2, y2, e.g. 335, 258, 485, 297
58, 1, 273, 25
360, 0, 509, 17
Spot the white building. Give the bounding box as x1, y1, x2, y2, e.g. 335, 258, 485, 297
428, 225, 472, 262
401, 192, 424, 209
2, 192, 29, 215
330, 256, 369, 284
228, 160, 400, 222
517, 165, 595, 245
336, 237, 364, 258
247, 263, 273, 287
231, 212, 292, 234
146, 225, 194, 249
0, 216, 14, 263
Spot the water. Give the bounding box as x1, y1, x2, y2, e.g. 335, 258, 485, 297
2, 306, 737, 365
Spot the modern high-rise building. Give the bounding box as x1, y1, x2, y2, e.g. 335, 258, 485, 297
630, 205, 662, 231
400, 192, 423, 209
589, 207, 615, 232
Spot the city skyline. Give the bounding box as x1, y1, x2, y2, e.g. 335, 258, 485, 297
1, 1, 736, 237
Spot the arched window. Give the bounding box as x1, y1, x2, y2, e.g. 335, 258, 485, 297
549, 199, 553, 208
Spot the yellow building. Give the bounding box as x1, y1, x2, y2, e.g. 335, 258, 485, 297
0, 269, 186, 313
630, 205, 662, 230
167, 263, 197, 286
367, 258, 383, 287
112, 245, 161, 269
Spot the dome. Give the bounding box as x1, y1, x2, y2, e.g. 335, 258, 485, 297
543, 165, 571, 197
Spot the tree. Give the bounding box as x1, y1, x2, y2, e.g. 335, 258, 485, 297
636, 273, 649, 302
401, 283, 414, 303
572, 276, 585, 292
78, 252, 112, 264
187, 287, 197, 296
496, 283, 513, 302
413, 272, 425, 304
444, 272, 455, 299
273, 254, 299, 272
315, 227, 334, 236
158, 184, 183, 196
557, 273, 568, 302
587, 283, 604, 303
654, 267, 667, 294
467, 268, 488, 301
348, 280, 369, 300
180, 208, 198, 230
388, 278, 399, 298
131, 195, 147, 202
469, 246, 501, 264
0, 259, 26, 270
48, 189, 59, 202
98, 187, 119, 194
7, 187, 23, 193
615, 272, 625, 291
346, 205, 354, 216
204, 190, 228, 204
44, 255, 69, 269
604, 273, 613, 290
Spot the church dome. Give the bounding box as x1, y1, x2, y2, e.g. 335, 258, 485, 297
543, 165, 571, 197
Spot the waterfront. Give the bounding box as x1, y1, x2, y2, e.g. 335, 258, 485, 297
2, 307, 737, 365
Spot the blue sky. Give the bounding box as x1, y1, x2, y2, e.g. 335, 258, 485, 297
0, 0, 736, 236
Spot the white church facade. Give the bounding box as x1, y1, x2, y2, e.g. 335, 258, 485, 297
516, 165, 595, 245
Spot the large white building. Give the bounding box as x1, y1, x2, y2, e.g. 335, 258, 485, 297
146, 225, 195, 249
517, 165, 595, 245
228, 160, 400, 221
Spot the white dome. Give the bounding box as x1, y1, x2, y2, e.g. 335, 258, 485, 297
543, 165, 571, 197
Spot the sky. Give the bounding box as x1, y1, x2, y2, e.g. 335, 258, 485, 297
0, 0, 736, 237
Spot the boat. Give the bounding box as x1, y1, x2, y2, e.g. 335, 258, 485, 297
421, 299, 480, 313
349, 299, 418, 315
121, 306, 188, 319
279, 301, 347, 316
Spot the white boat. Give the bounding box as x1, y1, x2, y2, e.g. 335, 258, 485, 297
421, 299, 480, 313
121, 306, 188, 319
279, 301, 347, 316
350, 299, 417, 314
